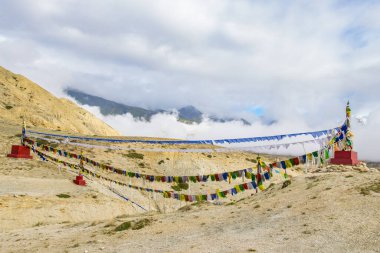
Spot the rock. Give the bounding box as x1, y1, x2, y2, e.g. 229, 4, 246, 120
282, 180, 291, 189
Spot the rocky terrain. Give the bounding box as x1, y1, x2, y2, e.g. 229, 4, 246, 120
0, 66, 119, 136
1, 120, 380, 253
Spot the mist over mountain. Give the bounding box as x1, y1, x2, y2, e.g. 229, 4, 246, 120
66, 88, 251, 125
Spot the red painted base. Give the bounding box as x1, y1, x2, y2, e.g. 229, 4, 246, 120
73, 175, 86, 186
7, 145, 33, 159
330, 151, 359, 165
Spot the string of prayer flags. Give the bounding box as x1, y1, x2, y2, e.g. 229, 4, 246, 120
29, 145, 275, 203
28, 144, 288, 203
28, 146, 167, 195
24, 137, 340, 188
27, 125, 341, 145
24, 138, 259, 185
162, 180, 260, 202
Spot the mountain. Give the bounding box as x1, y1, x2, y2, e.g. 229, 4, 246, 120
65, 88, 251, 125
178, 105, 203, 123
209, 116, 251, 125
65, 88, 160, 120
0, 66, 119, 136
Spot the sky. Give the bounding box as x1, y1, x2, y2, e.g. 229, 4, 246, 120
0, 0, 380, 160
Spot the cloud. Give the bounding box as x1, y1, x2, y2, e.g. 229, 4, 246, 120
353, 107, 380, 162
1, 0, 380, 160
81, 104, 380, 161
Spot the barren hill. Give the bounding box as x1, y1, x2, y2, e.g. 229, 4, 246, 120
0, 120, 379, 252
0, 66, 119, 136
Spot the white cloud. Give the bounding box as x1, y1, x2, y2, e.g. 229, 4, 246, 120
1, 0, 380, 160
353, 107, 380, 162
82, 104, 380, 161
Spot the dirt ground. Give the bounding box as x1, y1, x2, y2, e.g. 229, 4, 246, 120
1, 121, 380, 253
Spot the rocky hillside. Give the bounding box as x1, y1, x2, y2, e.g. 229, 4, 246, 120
0, 66, 119, 136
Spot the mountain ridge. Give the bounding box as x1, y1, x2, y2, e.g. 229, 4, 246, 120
65, 88, 251, 125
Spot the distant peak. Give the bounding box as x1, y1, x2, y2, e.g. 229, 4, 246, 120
179, 105, 200, 111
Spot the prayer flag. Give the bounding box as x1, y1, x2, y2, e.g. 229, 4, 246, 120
325, 149, 330, 159
222, 172, 228, 181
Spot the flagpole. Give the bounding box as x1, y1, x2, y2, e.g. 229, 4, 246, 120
21, 118, 26, 146
344, 101, 353, 151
